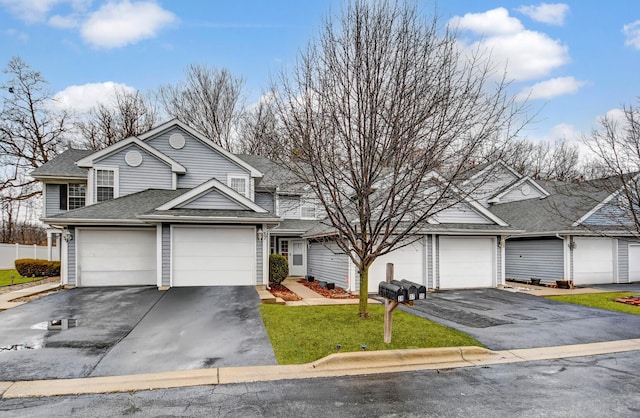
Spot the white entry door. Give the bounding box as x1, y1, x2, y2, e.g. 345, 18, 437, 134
289, 240, 307, 276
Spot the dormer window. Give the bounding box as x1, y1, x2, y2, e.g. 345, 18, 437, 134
228, 175, 249, 198
96, 169, 115, 202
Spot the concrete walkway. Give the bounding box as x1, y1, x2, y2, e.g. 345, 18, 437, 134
503, 281, 623, 297
0, 282, 61, 311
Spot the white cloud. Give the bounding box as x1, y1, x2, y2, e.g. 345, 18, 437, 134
450, 8, 569, 81
52, 81, 135, 114
623, 20, 640, 49
449, 7, 523, 35
548, 123, 581, 141
80, 1, 176, 49
516, 3, 570, 26
516, 76, 586, 101
48, 14, 79, 29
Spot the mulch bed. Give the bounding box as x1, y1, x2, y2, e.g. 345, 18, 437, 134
614, 296, 640, 306
269, 284, 303, 301
298, 279, 359, 299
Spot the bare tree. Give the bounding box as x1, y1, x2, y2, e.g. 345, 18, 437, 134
236, 97, 280, 158
75, 88, 159, 150
157, 65, 245, 151
583, 101, 640, 235
269, 0, 527, 317
502, 138, 581, 181
0, 57, 69, 241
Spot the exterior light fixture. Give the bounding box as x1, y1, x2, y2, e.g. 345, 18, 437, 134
62, 230, 73, 242
257, 227, 264, 241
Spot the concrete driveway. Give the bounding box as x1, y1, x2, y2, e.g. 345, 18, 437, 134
403, 287, 640, 350
0, 286, 276, 381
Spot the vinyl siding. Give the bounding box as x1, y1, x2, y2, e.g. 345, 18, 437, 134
180, 190, 247, 210
496, 237, 502, 284
279, 195, 301, 219
45, 183, 63, 217
618, 240, 630, 283
308, 241, 349, 289
96, 144, 174, 197
471, 165, 520, 206
256, 236, 263, 285
427, 235, 434, 289
146, 127, 250, 189
500, 180, 545, 203
583, 196, 634, 227
434, 202, 491, 224
505, 237, 564, 281
68, 227, 76, 286
255, 192, 274, 212
162, 224, 170, 287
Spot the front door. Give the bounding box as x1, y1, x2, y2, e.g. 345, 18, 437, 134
289, 240, 307, 277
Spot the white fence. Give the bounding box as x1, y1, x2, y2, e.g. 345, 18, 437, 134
0, 243, 58, 270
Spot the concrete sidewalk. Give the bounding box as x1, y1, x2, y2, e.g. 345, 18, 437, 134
0, 282, 61, 311
2, 338, 639, 399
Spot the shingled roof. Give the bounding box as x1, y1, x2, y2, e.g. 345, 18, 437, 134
31, 148, 93, 179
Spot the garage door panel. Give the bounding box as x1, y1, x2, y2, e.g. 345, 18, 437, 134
573, 238, 614, 285
78, 229, 157, 287
439, 237, 494, 289
172, 226, 255, 286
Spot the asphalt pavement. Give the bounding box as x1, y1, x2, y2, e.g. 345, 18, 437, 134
402, 288, 640, 350
0, 286, 276, 381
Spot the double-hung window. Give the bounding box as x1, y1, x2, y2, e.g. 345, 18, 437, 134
96, 169, 115, 202
68, 183, 86, 209
228, 175, 249, 198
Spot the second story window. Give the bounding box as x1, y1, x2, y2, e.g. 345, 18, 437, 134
228, 175, 249, 198
96, 169, 115, 202
68, 183, 86, 209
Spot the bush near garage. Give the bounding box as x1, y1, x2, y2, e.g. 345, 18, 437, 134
269, 254, 289, 285
14, 259, 61, 277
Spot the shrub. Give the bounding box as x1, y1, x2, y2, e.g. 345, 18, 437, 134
269, 253, 289, 285
14, 259, 61, 278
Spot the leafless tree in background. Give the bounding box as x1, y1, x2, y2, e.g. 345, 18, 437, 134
0, 57, 69, 242
236, 97, 280, 158
75, 88, 159, 150
502, 138, 581, 181
269, 0, 528, 316
583, 101, 640, 235
157, 64, 245, 151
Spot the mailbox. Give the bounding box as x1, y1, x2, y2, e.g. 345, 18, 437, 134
400, 279, 427, 299
391, 279, 417, 301
378, 282, 405, 302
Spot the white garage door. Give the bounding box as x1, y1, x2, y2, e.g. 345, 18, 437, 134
629, 244, 640, 282
172, 226, 255, 286
439, 237, 495, 289
573, 237, 614, 285
368, 240, 424, 293
77, 228, 156, 286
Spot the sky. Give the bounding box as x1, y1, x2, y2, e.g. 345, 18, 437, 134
1, 0, 639, 148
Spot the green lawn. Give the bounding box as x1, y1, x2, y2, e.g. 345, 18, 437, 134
547, 292, 640, 316
0, 269, 33, 287
259, 304, 482, 364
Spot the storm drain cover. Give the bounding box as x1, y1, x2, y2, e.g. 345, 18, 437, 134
48, 319, 78, 330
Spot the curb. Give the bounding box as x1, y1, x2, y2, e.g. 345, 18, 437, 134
2, 340, 640, 399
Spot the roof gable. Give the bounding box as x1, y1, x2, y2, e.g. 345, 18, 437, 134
139, 119, 263, 178
156, 178, 267, 213
76, 137, 186, 174
489, 176, 550, 204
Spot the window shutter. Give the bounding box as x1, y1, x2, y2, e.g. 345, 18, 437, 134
59, 184, 68, 210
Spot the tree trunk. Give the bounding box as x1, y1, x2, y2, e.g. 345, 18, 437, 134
358, 267, 370, 318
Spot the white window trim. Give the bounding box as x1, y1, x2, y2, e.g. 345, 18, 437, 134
92, 166, 119, 204
68, 183, 86, 210
227, 174, 250, 199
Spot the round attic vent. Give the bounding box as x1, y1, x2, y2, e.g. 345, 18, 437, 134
169, 133, 185, 149
521, 184, 531, 196
125, 150, 142, 167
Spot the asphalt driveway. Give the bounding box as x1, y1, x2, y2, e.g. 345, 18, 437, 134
0, 286, 276, 381
403, 287, 640, 350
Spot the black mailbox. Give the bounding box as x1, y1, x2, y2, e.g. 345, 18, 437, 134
400, 279, 427, 299
391, 279, 417, 301
378, 282, 405, 302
